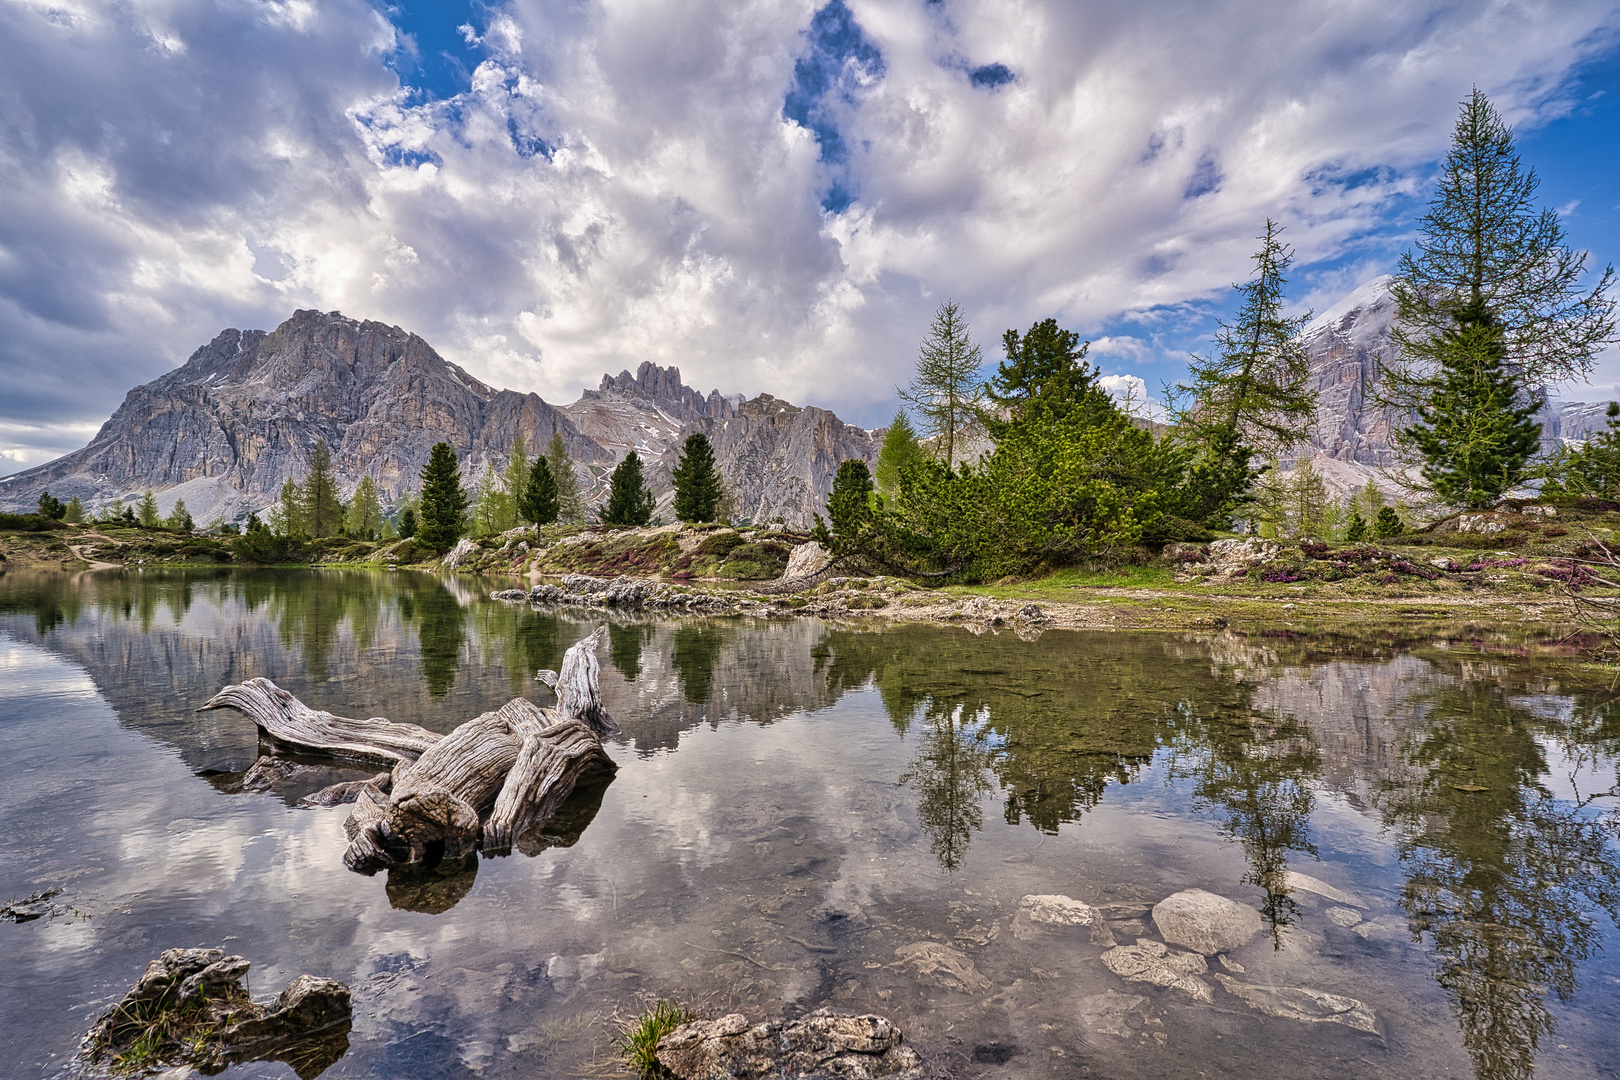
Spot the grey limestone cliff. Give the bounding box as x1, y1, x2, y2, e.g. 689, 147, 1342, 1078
0, 312, 877, 528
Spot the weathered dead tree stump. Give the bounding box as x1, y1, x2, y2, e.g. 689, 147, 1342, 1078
202, 627, 618, 873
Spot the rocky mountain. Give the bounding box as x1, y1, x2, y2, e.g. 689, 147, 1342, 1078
0, 310, 879, 528
1293, 276, 1615, 496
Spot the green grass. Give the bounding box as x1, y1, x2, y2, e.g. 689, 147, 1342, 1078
614, 1000, 695, 1078
949, 564, 1178, 600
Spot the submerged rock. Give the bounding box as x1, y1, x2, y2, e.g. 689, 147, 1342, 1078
1325, 906, 1363, 927
1269, 870, 1365, 908
1015, 894, 1114, 945
1152, 889, 1262, 955
1213, 974, 1379, 1034
82, 948, 351, 1078
1077, 990, 1155, 1038
657, 1009, 922, 1079
1100, 939, 1213, 1003
1, 888, 63, 922
892, 942, 992, 993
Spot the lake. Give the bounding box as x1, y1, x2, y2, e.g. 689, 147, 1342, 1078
2, 568, 1618, 1080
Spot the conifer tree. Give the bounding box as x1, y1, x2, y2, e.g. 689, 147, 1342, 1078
899, 300, 986, 469
1176, 220, 1317, 525
874, 412, 924, 502
1385, 90, 1615, 402
398, 505, 418, 539
518, 457, 560, 525
601, 451, 654, 526
545, 431, 585, 524
418, 442, 469, 551
471, 470, 502, 535
345, 476, 384, 539
1383, 90, 1615, 504
137, 489, 160, 528
672, 433, 723, 522
300, 439, 343, 537
820, 459, 876, 556
167, 499, 194, 533
270, 479, 303, 536
1374, 505, 1405, 539
503, 435, 529, 527
1545, 401, 1620, 498
63, 496, 84, 524
1400, 300, 1543, 507
1344, 513, 1367, 542
984, 318, 1097, 433
37, 490, 65, 519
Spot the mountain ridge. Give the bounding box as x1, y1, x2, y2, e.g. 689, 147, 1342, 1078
0, 310, 879, 528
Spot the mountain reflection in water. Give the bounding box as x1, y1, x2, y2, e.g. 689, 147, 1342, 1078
1, 568, 1618, 1080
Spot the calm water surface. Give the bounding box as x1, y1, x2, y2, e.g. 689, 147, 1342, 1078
2, 569, 1619, 1080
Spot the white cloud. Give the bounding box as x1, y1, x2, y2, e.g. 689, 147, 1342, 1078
1, 0, 1617, 468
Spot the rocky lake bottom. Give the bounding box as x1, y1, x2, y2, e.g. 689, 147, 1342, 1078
2, 567, 1619, 1080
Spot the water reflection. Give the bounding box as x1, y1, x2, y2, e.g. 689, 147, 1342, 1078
1383, 684, 1620, 1080
4, 570, 1620, 1080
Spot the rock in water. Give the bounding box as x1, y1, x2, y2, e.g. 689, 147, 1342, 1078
892, 942, 992, 993
657, 1010, 922, 1080
1019, 894, 1099, 925
1077, 991, 1154, 1038
1100, 939, 1213, 1003
1152, 889, 1262, 955
1213, 975, 1379, 1034
83, 948, 351, 1077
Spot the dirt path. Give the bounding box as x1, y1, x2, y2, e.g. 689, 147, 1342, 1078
67, 532, 124, 570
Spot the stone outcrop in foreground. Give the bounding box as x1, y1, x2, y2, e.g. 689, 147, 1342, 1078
656, 1010, 922, 1080
82, 947, 351, 1079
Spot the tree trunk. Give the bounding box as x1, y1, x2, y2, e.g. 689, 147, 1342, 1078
202, 628, 618, 873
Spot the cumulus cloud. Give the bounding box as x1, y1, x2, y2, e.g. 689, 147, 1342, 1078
1, 0, 1617, 472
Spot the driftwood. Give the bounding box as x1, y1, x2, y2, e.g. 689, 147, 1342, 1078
202, 628, 619, 873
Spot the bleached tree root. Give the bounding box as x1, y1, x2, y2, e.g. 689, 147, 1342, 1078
203, 628, 619, 873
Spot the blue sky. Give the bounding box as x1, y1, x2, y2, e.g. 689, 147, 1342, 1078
2, 0, 1620, 474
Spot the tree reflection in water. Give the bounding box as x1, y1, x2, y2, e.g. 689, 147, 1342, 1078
609, 620, 657, 684
897, 702, 996, 871
399, 577, 465, 698
671, 622, 727, 704
1169, 703, 1322, 941
1383, 684, 1620, 1080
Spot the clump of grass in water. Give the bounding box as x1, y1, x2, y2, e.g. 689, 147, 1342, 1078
614, 999, 695, 1077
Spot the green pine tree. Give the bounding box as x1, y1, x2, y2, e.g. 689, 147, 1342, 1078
167, 499, 194, 533
1344, 513, 1367, 542
345, 476, 384, 539
874, 412, 925, 502
270, 478, 304, 536
984, 318, 1096, 434
37, 490, 65, 519
1175, 220, 1317, 526
300, 439, 344, 537
672, 433, 723, 522
1374, 505, 1405, 538
546, 430, 585, 524
1399, 300, 1543, 508
418, 442, 469, 551
137, 490, 160, 528
518, 457, 560, 525
63, 496, 84, 524
601, 452, 654, 526
398, 505, 418, 538
821, 459, 876, 557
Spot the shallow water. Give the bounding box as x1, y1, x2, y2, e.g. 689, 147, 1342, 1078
2, 568, 1619, 1080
